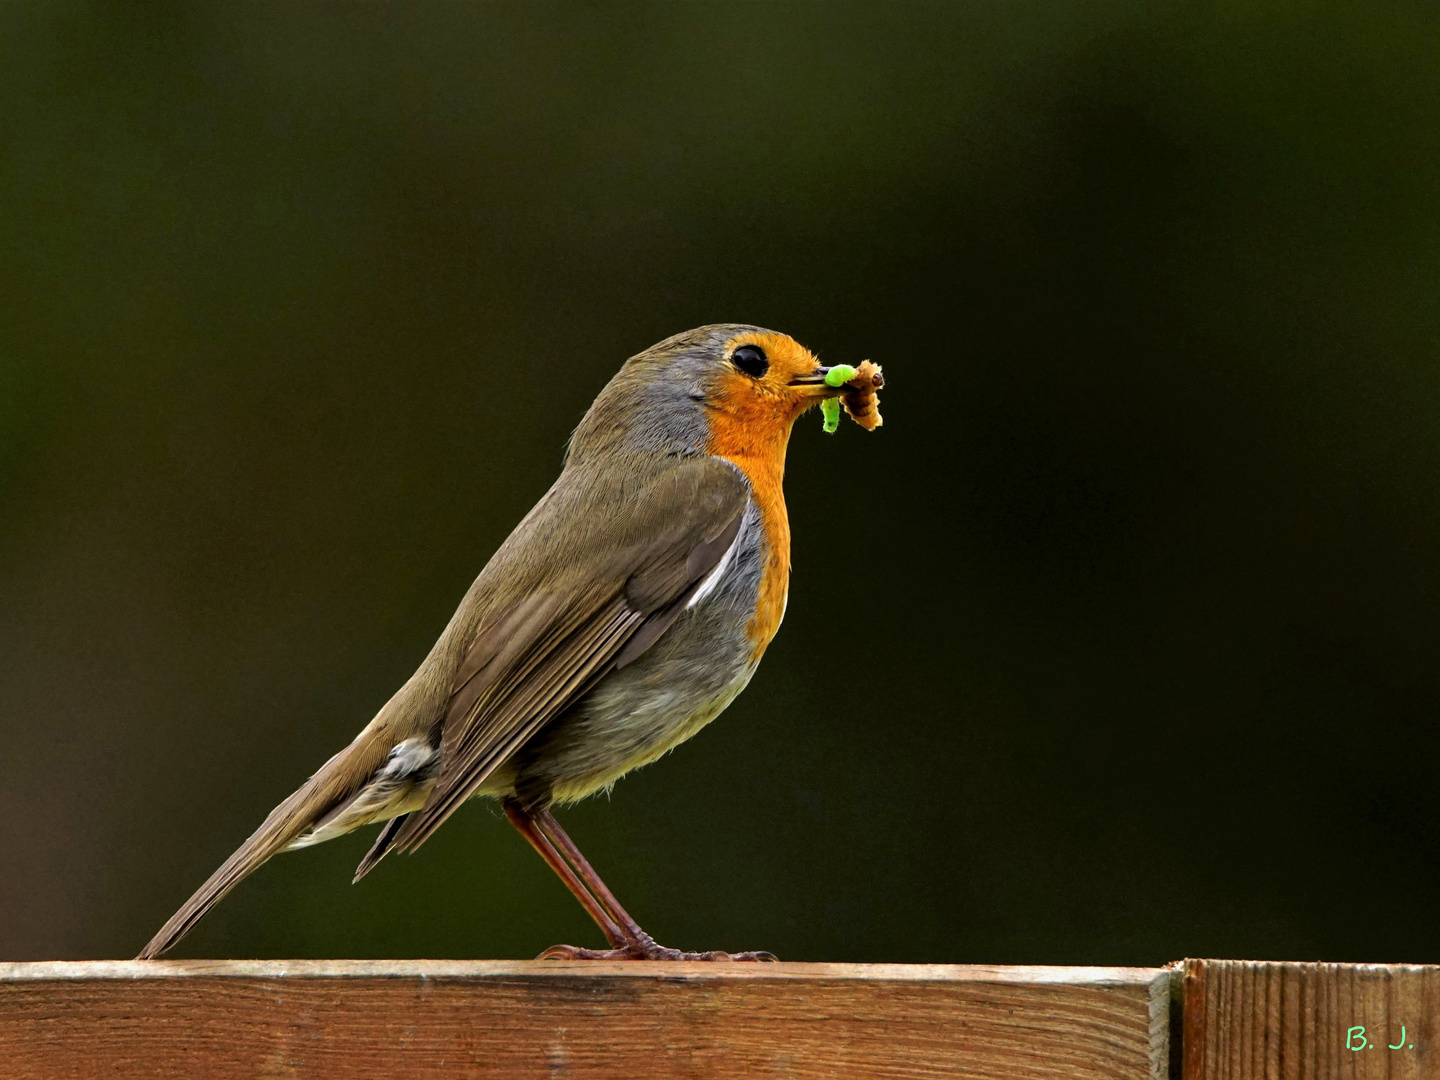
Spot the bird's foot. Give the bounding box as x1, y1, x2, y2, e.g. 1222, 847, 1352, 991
537, 937, 777, 962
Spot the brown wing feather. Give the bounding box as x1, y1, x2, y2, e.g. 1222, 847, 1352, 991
376, 456, 748, 861
386, 597, 640, 854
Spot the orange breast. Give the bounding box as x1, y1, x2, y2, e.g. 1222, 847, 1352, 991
720, 445, 790, 659
703, 332, 812, 658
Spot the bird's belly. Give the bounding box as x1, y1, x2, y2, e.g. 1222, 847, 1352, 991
529, 607, 758, 804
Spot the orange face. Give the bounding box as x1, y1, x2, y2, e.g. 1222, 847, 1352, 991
703, 331, 832, 463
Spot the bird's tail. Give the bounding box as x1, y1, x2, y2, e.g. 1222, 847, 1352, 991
136, 731, 394, 960
137, 783, 321, 959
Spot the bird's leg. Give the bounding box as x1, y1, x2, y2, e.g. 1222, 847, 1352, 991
531, 807, 652, 946
506, 799, 776, 962
530, 805, 671, 958
500, 798, 627, 949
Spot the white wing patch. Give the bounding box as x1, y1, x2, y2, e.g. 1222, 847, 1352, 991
686, 525, 741, 610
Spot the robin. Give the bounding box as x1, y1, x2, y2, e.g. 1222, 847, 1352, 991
138, 324, 880, 962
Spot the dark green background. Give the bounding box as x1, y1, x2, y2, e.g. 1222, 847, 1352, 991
3, 1, 1438, 964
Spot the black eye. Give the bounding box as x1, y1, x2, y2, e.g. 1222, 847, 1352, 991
731, 344, 769, 378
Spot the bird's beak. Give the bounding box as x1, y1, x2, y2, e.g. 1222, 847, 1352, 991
788, 367, 844, 394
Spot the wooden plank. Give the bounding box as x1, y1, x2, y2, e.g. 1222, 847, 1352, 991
1183, 958, 1440, 1080
0, 960, 1170, 1080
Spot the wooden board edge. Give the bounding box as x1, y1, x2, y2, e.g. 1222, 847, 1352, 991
1154, 962, 1183, 1080
1181, 958, 1207, 1080
0, 958, 1169, 986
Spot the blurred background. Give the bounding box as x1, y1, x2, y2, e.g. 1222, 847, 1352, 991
2, 1, 1438, 965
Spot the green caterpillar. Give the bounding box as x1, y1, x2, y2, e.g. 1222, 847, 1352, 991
821, 364, 858, 433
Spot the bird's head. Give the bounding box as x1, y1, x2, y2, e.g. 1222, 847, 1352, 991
568, 324, 846, 466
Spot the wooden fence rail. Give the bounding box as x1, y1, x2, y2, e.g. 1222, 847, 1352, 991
0, 958, 1433, 1078
2, 960, 1168, 1079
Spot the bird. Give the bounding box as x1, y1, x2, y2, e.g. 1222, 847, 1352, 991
138, 323, 880, 962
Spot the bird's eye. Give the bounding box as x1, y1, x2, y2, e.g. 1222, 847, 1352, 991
731, 344, 769, 378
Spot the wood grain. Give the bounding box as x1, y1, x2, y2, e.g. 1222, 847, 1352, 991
0, 960, 1170, 1080
1183, 958, 1440, 1080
